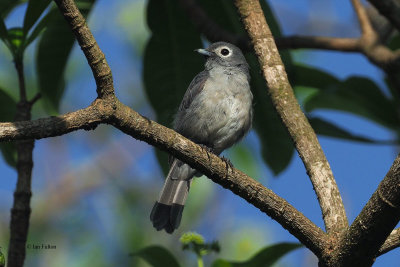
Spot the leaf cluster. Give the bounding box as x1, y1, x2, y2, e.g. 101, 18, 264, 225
133, 232, 302, 267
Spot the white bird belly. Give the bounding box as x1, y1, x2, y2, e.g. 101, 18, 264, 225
190, 73, 253, 153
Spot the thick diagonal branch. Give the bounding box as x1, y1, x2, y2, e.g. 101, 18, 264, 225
0, 99, 328, 257
234, 0, 348, 234
328, 155, 400, 266
111, 101, 328, 256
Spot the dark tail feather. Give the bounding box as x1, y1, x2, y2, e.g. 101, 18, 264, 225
150, 159, 195, 233
150, 202, 184, 234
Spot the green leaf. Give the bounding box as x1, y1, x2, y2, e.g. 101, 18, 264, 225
0, 89, 17, 167
180, 232, 205, 246
309, 117, 387, 144
198, 0, 295, 174
24, 10, 54, 48
0, 142, 17, 167
143, 0, 204, 174
248, 54, 294, 175
180, 232, 220, 257
292, 64, 340, 106
0, 247, 5, 267
230, 144, 259, 180
132, 245, 181, 267
36, 0, 96, 114
0, 89, 16, 123
0, 17, 10, 48
212, 243, 302, 267
388, 34, 400, 51
292, 64, 339, 89
36, 8, 72, 114
7, 27, 24, 58
23, 0, 51, 35
305, 76, 400, 130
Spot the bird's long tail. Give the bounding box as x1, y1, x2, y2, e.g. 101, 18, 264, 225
150, 159, 196, 233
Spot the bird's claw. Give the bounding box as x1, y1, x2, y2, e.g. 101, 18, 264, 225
221, 156, 234, 171
199, 144, 213, 161
199, 144, 213, 152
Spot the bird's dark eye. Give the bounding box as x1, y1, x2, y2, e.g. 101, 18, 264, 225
220, 48, 230, 56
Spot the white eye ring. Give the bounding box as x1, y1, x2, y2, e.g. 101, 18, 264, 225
218, 47, 232, 57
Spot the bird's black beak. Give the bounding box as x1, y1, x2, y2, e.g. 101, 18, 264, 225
195, 48, 213, 57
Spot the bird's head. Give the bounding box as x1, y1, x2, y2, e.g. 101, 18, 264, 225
195, 42, 248, 70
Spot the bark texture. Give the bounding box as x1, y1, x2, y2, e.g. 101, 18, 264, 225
234, 0, 348, 234
7, 61, 35, 267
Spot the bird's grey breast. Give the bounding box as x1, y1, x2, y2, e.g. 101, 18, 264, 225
176, 67, 252, 153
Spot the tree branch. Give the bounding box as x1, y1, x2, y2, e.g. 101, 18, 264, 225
14, 61, 27, 103
378, 228, 400, 256
0, 98, 329, 258
276, 36, 360, 52
180, 0, 400, 73
349, 0, 400, 72
367, 0, 400, 33
351, 0, 376, 37
234, 0, 348, 234
0, 102, 106, 141
328, 154, 400, 266
8, 58, 34, 267
53, 0, 114, 98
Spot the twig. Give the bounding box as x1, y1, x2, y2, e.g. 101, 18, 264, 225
378, 228, 400, 256
28, 93, 41, 106
351, 0, 376, 37
276, 36, 360, 52
234, 0, 348, 234
7, 60, 34, 267
14, 60, 26, 103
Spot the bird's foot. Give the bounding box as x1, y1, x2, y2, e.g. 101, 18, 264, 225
198, 144, 213, 161
221, 156, 234, 171
198, 144, 213, 152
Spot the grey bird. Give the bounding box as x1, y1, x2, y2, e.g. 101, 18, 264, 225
150, 42, 253, 233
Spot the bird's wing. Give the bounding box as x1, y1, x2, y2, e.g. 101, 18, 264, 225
178, 71, 209, 111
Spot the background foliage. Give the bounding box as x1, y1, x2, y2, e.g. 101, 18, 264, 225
0, 0, 399, 266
